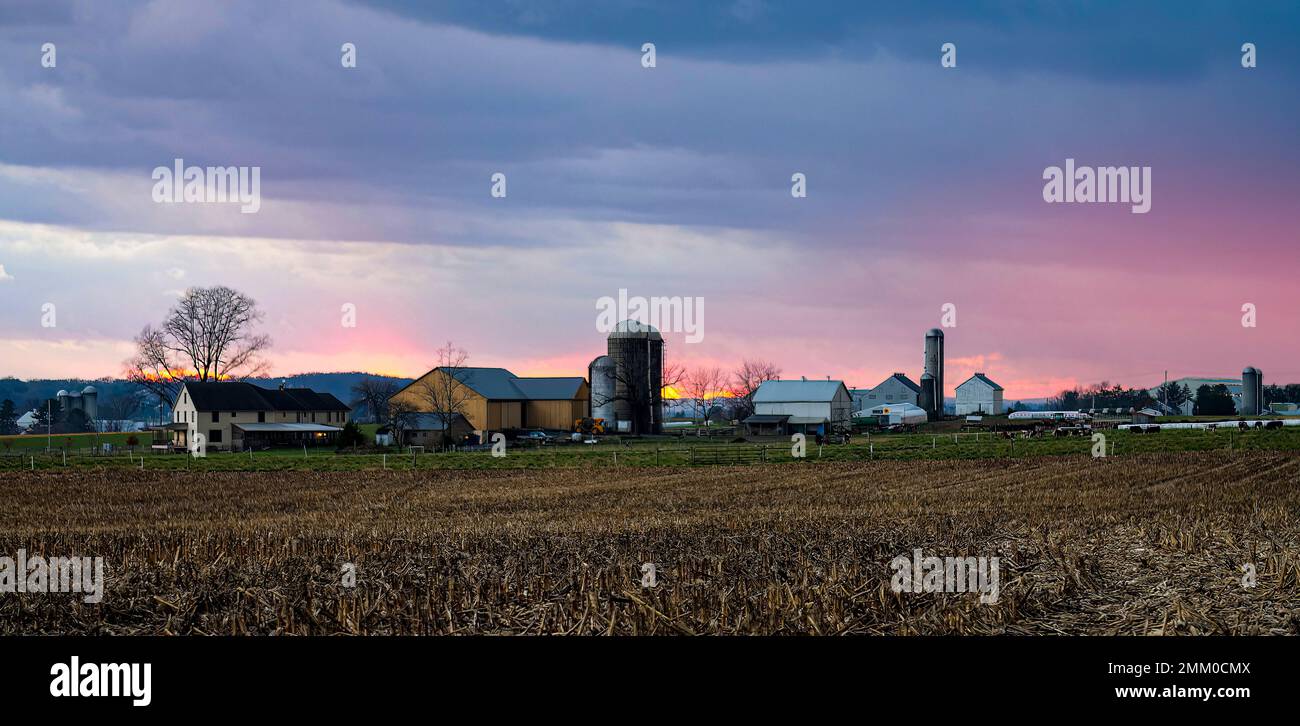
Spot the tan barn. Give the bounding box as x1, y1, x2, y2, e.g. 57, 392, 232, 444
389, 367, 589, 438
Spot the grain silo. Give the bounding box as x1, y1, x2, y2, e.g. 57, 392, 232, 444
1256, 368, 1265, 413
918, 372, 936, 417
607, 320, 664, 434
1241, 366, 1262, 415
923, 328, 945, 420
588, 355, 617, 423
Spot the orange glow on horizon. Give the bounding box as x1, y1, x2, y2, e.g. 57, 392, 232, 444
137, 368, 232, 382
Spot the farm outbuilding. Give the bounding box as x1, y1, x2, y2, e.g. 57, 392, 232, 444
1132, 408, 1163, 424
395, 413, 476, 448
858, 373, 922, 407
863, 402, 928, 426
955, 373, 1004, 415
389, 367, 589, 439
745, 379, 852, 435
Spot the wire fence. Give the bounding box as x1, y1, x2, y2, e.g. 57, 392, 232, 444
3, 425, 1298, 473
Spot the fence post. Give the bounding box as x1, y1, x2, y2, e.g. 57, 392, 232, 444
761, 445, 767, 463
655, 447, 660, 466
690, 447, 695, 465
613, 451, 618, 466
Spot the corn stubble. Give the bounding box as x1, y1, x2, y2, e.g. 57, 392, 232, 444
1, 451, 1297, 635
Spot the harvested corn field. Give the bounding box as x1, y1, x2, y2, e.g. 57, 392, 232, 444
1, 450, 1298, 635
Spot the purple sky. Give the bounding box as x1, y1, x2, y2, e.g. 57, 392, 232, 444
1, 0, 1297, 398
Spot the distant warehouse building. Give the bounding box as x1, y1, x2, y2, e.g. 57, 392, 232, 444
1146, 377, 1244, 415
389, 367, 589, 439
744, 379, 852, 436
955, 373, 1004, 415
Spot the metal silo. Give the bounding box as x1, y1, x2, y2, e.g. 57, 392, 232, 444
607, 320, 664, 434
919, 372, 936, 418
1256, 368, 1265, 413
81, 385, 98, 421
1241, 366, 1261, 415
923, 328, 945, 420
588, 355, 617, 423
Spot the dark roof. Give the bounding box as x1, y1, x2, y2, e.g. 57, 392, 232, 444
963, 373, 1004, 391
178, 382, 351, 412
394, 367, 587, 402
884, 373, 922, 394
456, 368, 527, 398
744, 414, 791, 424
407, 413, 471, 431
181, 382, 275, 411
514, 377, 586, 399
282, 388, 350, 411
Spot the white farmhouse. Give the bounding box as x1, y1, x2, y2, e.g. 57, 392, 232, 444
955, 373, 1004, 415
745, 379, 853, 436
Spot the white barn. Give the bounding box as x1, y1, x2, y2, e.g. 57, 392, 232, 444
955, 373, 1004, 415
859, 373, 922, 407
747, 379, 853, 435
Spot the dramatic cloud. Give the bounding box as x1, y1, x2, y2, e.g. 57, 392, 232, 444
1, 1, 1297, 396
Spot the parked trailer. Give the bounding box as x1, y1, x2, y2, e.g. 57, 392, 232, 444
1009, 411, 1093, 422
862, 403, 928, 427
1117, 419, 1298, 432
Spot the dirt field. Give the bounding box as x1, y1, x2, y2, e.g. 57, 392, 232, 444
2, 450, 1298, 635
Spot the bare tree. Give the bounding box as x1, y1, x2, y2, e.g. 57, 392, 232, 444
731, 359, 782, 420
387, 398, 419, 446
661, 360, 686, 400
99, 391, 145, 431
351, 378, 400, 424
417, 341, 474, 447
682, 366, 727, 425
124, 286, 271, 402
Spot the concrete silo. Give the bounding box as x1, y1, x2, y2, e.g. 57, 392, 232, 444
81, 385, 98, 421
1241, 366, 1262, 415
588, 355, 617, 423
918, 372, 936, 417
607, 320, 664, 434
923, 328, 945, 420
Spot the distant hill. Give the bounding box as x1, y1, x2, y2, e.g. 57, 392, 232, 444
0, 372, 413, 420
247, 372, 414, 410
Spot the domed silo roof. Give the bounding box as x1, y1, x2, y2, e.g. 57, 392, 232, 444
609, 320, 663, 340
82, 385, 97, 394
56, 389, 68, 397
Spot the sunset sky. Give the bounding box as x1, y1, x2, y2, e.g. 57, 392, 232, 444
1, 1, 1297, 399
